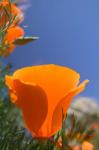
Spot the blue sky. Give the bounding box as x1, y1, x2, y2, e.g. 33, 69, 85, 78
4, 0, 99, 100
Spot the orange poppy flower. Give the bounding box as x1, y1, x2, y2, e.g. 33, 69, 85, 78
5, 64, 89, 138
0, 0, 23, 27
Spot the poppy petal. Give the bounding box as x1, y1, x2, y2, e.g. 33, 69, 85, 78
51, 80, 89, 137
5, 75, 18, 104
13, 79, 48, 136
5, 75, 13, 90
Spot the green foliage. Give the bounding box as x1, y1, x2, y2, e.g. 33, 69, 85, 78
0, 63, 12, 99
93, 130, 99, 150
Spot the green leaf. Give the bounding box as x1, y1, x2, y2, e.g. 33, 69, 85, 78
14, 36, 39, 45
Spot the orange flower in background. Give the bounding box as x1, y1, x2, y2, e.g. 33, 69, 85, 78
5, 64, 89, 138
73, 141, 94, 150
0, 0, 25, 57
82, 141, 94, 150
4, 26, 24, 43
0, 0, 23, 27
0, 26, 24, 57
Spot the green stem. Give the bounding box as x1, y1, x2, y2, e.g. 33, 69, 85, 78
39, 139, 47, 150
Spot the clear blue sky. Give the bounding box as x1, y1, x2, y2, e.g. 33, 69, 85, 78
4, 0, 99, 100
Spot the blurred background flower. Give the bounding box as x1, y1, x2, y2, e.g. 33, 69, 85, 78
68, 97, 99, 117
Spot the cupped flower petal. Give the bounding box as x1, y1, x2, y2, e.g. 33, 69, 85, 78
51, 80, 89, 137
5, 75, 17, 104
5, 64, 89, 138
13, 79, 48, 135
